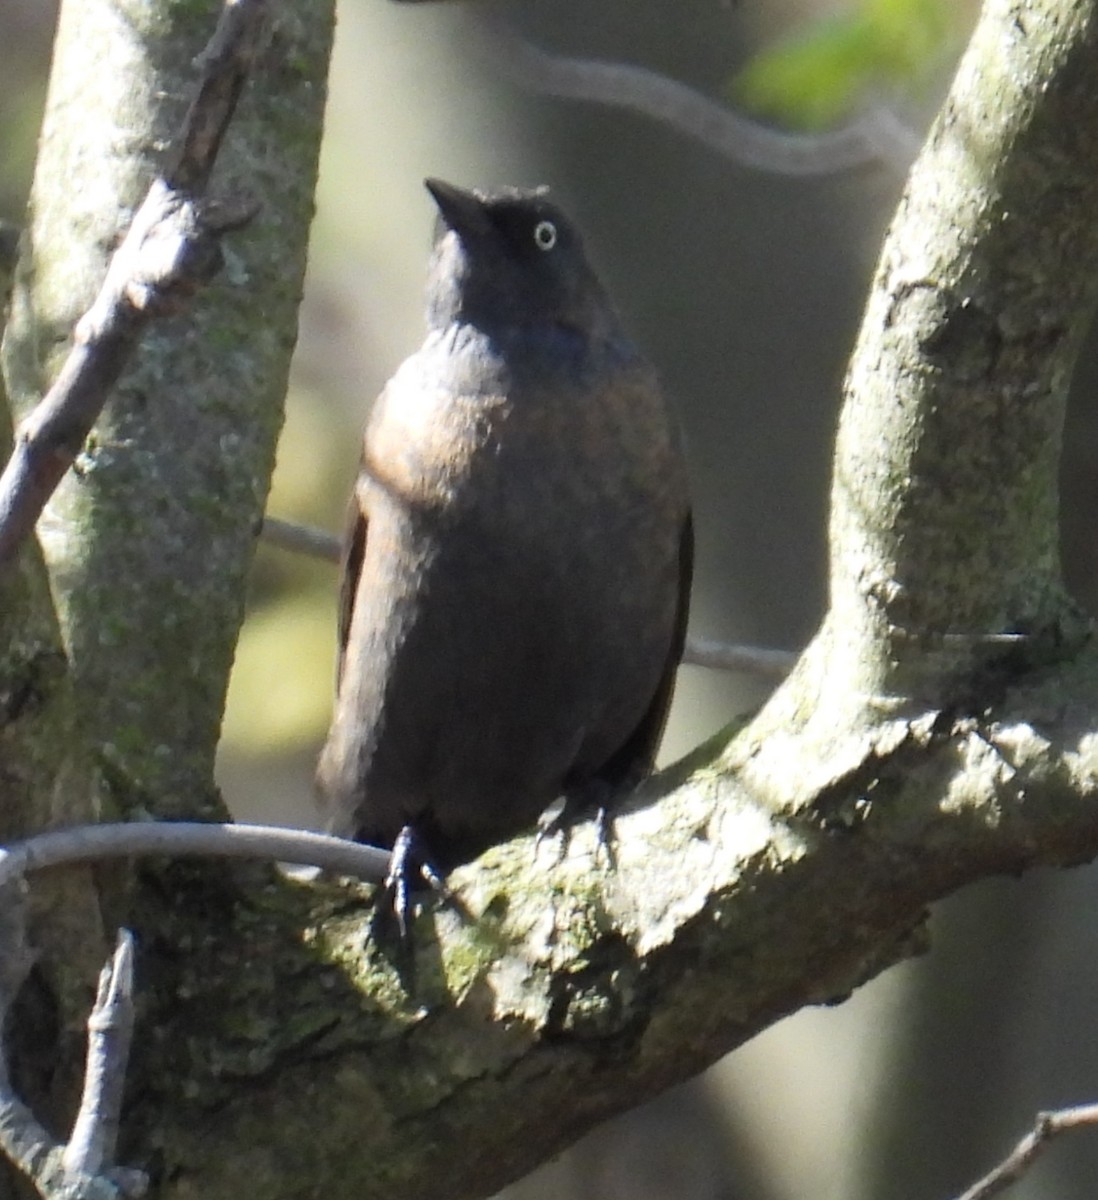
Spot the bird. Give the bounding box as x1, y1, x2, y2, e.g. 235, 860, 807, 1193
315, 178, 692, 934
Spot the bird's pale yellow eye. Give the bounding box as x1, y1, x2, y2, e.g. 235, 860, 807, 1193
533, 220, 557, 251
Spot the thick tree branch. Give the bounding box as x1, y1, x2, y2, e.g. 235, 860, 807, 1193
122, 650, 1098, 1200
0, 2, 336, 1189
0, 0, 336, 808
743, 0, 1098, 782
825, 0, 1098, 701
0, 0, 266, 568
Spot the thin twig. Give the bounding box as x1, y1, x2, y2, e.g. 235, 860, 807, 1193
167, 0, 267, 192
0, 881, 145, 1198
0, 821, 390, 887
259, 516, 798, 679
0, 0, 269, 568
63, 932, 137, 1181
954, 1104, 1098, 1200
462, 9, 920, 176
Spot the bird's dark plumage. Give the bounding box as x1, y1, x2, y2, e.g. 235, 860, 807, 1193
316, 178, 692, 884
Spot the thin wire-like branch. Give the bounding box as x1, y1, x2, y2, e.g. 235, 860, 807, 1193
261, 514, 343, 561
462, 9, 921, 176
260, 516, 797, 679
954, 1104, 1098, 1200
0, 821, 389, 887
682, 635, 796, 678
0, 0, 269, 568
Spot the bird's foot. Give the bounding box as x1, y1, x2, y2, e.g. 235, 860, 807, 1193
593, 802, 616, 867
537, 782, 617, 868
379, 825, 455, 945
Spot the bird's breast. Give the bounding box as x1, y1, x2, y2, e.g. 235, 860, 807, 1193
362, 323, 674, 533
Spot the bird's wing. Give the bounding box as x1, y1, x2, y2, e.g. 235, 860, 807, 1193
596, 507, 695, 789
334, 469, 369, 692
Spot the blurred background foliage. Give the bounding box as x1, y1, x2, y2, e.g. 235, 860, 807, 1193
735, 0, 961, 128
6, 2, 1098, 1199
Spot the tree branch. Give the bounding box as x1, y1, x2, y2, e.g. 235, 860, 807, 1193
119, 649, 1098, 1200
826, 0, 1098, 694
743, 0, 1098, 777
461, 9, 921, 176
0, 3, 337, 1186
63, 932, 138, 1185
954, 1103, 1098, 1200
0, 0, 336, 809
0, 822, 389, 885
0, 0, 267, 568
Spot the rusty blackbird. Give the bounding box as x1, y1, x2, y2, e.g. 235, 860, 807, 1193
316, 179, 692, 930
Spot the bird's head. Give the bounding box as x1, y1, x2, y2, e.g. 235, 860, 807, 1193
423, 178, 620, 343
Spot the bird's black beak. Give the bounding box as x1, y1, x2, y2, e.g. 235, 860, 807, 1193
425, 178, 492, 240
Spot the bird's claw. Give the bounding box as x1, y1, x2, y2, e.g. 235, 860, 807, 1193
536, 788, 617, 867
381, 825, 457, 944
593, 804, 617, 869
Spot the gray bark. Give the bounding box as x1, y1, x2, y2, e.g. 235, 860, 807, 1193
2, 0, 332, 814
